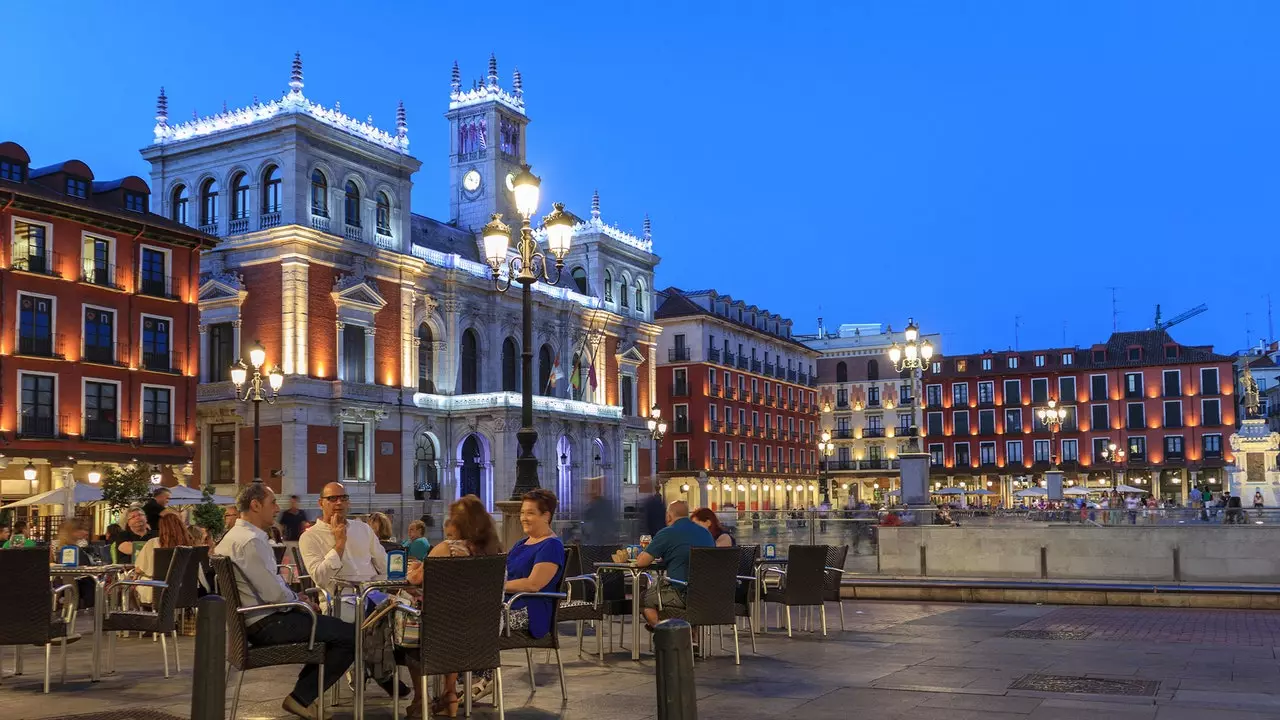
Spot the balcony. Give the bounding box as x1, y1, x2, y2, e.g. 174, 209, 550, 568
723, 352, 736, 367
764, 363, 775, 377
139, 274, 180, 300
673, 421, 690, 434
725, 421, 736, 435
18, 414, 67, 439
725, 459, 738, 471
668, 347, 691, 362
260, 212, 282, 230
808, 376, 818, 388
834, 428, 853, 439
899, 396, 914, 407
711, 420, 724, 433
750, 392, 761, 404
764, 394, 776, 407
707, 347, 720, 363
83, 418, 119, 441
737, 356, 749, 370
798, 372, 809, 385
863, 427, 886, 438
344, 224, 364, 243
670, 383, 690, 398
725, 387, 737, 400
711, 458, 725, 470
143, 349, 182, 374
836, 399, 850, 409
199, 222, 219, 236
1126, 421, 1146, 431
17, 333, 64, 359
787, 369, 797, 382
13, 252, 62, 277
81, 263, 125, 290
228, 217, 250, 235
750, 359, 762, 373
867, 398, 881, 408
142, 423, 173, 444
670, 457, 692, 471
709, 384, 722, 397
978, 395, 995, 407
767, 428, 778, 440
83, 342, 125, 366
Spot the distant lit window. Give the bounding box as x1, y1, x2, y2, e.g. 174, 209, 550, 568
0, 158, 25, 182
66, 176, 87, 198
124, 192, 146, 213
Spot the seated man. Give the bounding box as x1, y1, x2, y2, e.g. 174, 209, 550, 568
298, 482, 388, 615
635, 500, 714, 629
216, 483, 355, 720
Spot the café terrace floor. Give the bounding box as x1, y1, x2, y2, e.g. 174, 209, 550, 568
6, 601, 1280, 719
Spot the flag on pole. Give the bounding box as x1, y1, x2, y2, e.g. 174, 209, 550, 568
545, 354, 564, 393
569, 360, 582, 393
588, 360, 598, 391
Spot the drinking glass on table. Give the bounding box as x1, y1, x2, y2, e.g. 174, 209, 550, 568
639, 534, 651, 552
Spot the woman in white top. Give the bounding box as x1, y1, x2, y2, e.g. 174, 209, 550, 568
134, 511, 189, 605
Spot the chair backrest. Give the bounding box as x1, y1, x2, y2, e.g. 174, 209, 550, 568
0, 547, 57, 644
577, 544, 626, 602
781, 545, 828, 606
155, 545, 207, 610
151, 546, 194, 632
734, 544, 760, 605
210, 555, 252, 669
380, 541, 402, 554
272, 545, 287, 564
682, 547, 740, 626
416, 554, 506, 675
823, 545, 849, 600
289, 545, 314, 591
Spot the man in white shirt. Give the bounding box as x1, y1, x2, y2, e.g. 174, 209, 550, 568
298, 482, 389, 614
216, 483, 355, 720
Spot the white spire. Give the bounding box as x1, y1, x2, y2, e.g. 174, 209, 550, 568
155, 87, 168, 126
289, 52, 304, 94
591, 189, 600, 220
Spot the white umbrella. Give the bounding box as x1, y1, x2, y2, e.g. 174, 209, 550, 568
1014, 487, 1047, 498
933, 487, 965, 496
1114, 484, 1144, 493
1064, 487, 1091, 496
969, 489, 996, 495
164, 485, 236, 505
1, 483, 103, 510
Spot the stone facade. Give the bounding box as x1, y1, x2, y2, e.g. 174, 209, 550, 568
144, 55, 660, 519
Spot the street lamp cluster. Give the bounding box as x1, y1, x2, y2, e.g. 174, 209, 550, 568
1036, 398, 1067, 466
817, 429, 834, 501
230, 343, 284, 484
1100, 442, 1127, 492
481, 165, 580, 498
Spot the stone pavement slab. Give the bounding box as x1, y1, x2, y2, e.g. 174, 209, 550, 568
6, 600, 1280, 719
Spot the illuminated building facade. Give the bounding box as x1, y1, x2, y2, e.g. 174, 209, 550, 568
924, 329, 1236, 502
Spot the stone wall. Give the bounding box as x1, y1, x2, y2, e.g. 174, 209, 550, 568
878, 525, 1280, 583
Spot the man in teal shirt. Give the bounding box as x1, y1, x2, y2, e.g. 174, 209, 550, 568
635, 500, 714, 628
2, 520, 37, 548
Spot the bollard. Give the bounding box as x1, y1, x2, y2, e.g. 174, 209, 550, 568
654, 619, 697, 720
191, 594, 227, 720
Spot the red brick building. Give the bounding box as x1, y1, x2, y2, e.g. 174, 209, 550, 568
654, 287, 821, 510
923, 329, 1235, 503
0, 141, 214, 520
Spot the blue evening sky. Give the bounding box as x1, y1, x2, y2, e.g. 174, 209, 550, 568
6, 1, 1278, 356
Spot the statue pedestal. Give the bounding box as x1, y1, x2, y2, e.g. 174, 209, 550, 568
899, 453, 930, 507
1228, 419, 1280, 505
495, 500, 524, 551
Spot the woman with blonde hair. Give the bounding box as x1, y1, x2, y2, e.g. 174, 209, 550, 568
367, 511, 395, 543
134, 511, 189, 605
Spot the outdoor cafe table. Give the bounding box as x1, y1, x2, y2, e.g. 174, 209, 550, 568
752, 557, 788, 632
593, 561, 665, 661
331, 578, 413, 720
49, 564, 130, 682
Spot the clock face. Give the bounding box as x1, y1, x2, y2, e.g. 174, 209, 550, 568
462, 170, 482, 192
505, 172, 515, 192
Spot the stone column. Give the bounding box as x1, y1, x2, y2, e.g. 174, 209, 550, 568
279, 412, 308, 497
335, 321, 346, 381
280, 259, 309, 375
438, 295, 460, 394
197, 324, 208, 383
400, 285, 416, 390
365, 326, 377, 384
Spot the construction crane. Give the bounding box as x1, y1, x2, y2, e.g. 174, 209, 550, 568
1152, 303, 1207, 331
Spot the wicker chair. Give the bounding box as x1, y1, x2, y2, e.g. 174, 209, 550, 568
823, 545, 851, 630
500, 577, 569, 697
761, 544, 829, 637
0, 548, 80, 693
575, 544, 634, 653
154, 545, 206, 652
401, 554, 507, 720
661, 548, 744, 664
733, 544, 760, 653
557, 545, 606, 661
211, 555, 331, 720
104, 546, 193, 678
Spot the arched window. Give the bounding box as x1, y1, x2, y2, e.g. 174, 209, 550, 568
230, 172, 249, 220
836, 361, 848, 383
538, 344, 554, 396
344, 181, 361, 227
501, 337, 519, 391
171, 185, 188, 225
199, 178, 219, 226
603, 270, 613, 302
376, 192, 392, 235
867, 359, 880, 381
634, 280, 645, 313
310, 170, 328, 216
460, 329, 480, 394
262, 165, 281, 214
414, 435, 438, 500
571, 267, 588, 294
417, 323, 434, 393
620, 278, 629, 308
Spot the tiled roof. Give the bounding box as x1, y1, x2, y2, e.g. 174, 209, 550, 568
930, 329, 1230, 378
654, 286, 816, 353
409, 213, 480, 263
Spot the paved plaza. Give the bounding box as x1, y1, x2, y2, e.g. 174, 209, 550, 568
6, 600, 1280, 719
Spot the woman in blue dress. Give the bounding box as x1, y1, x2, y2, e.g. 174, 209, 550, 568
473, 488, 564, 701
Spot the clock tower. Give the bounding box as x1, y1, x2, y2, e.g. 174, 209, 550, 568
446, 55, 528, 232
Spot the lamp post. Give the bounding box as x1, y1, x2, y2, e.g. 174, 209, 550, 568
482, 165, 580, 498
817, 429, 834, 503
887, 318, 934, 451
1036, 398, 1067, 467
647, 404, 668, 493
230, 343, 284, 484
1100, 442, 1126, 493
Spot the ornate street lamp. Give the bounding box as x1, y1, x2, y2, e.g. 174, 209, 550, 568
887, 318, 934, 450
647, 404, 668, 490
231, 342, 284, 484
1100, 442, 1126, 493
817, 429, 834, 502
1036, 398, 1068, 467
482, 165, 581, 498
